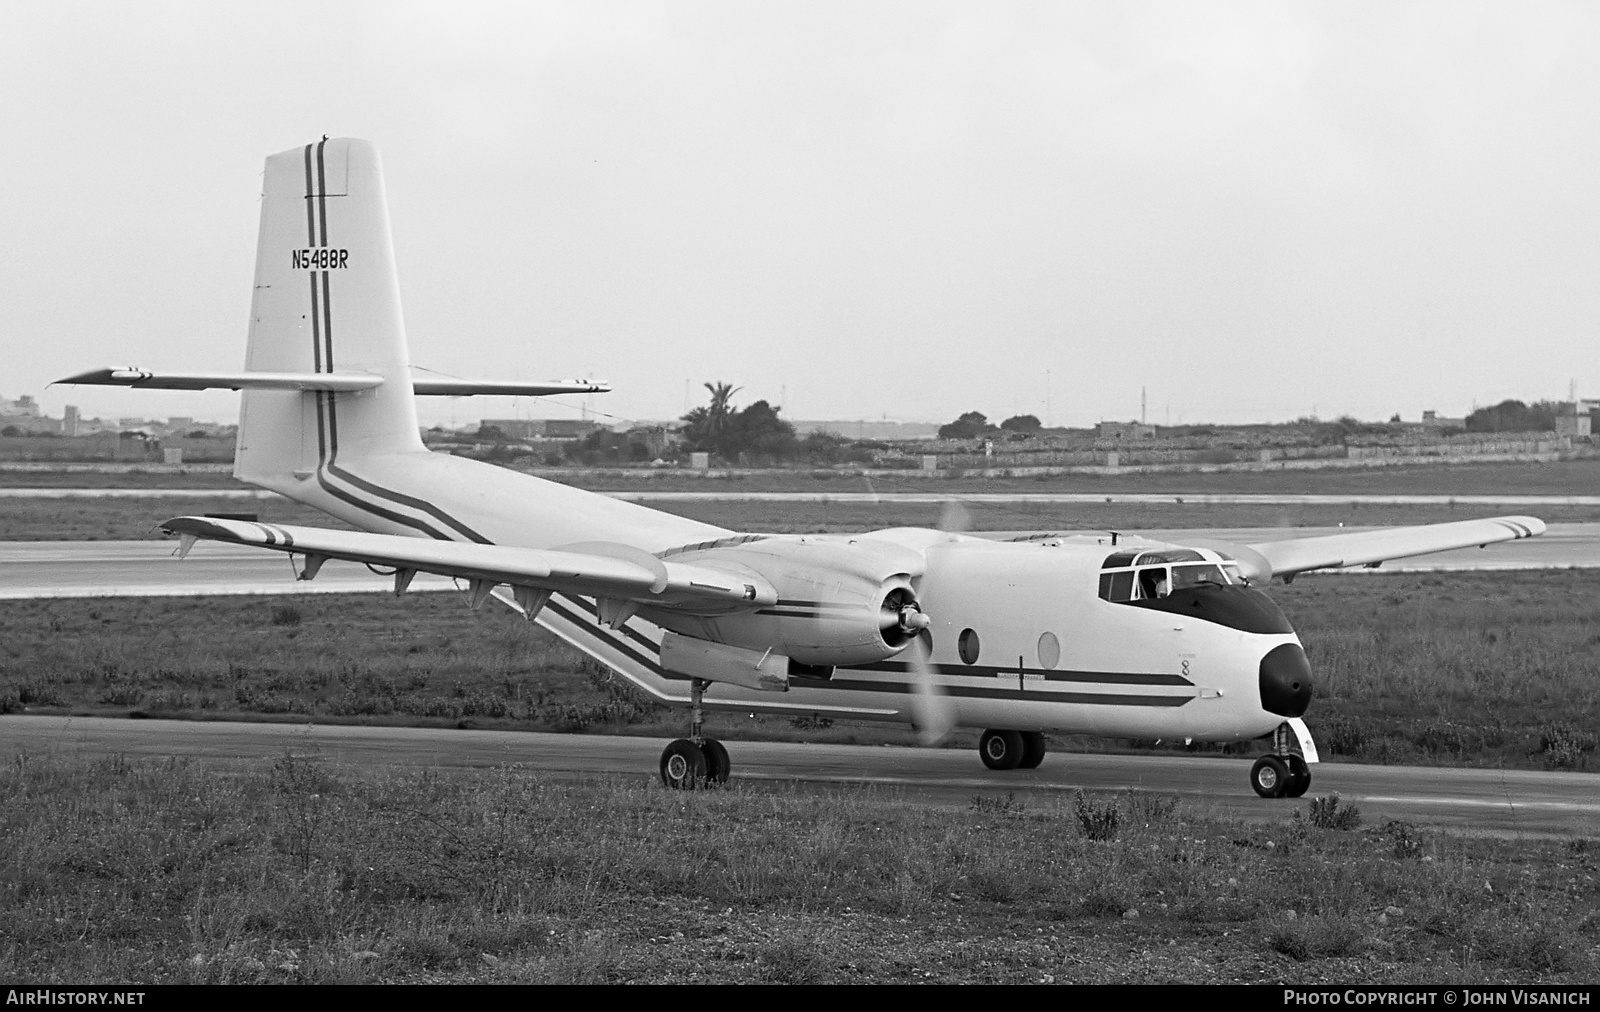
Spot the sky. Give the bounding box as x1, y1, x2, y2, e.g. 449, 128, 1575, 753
2, 1, 1597, 429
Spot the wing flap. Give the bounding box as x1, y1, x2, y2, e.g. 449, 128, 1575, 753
160, 517, 776, 611
56, 368, 383, 392
1246, 515, 1545, 578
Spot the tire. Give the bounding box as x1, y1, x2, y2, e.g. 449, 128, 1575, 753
1250, 755, 1290, 799
979, 729, 1025, 771
1284, 755, 1311, 798
660, 739, 708, 790
1018, 731, 1047, 770
701, 738, 731, 786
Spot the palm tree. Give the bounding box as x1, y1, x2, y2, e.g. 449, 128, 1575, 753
703, 381, 740, 452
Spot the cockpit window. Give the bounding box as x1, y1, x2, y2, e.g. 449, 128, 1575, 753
1101, 551, 1140, 569
1099, 560, 1233, 602
1171, 563, 1229, 591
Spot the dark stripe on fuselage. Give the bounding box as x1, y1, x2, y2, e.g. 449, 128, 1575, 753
791, 674, 1189, 707
291, 140, 490, 544
854, 659, 1192, 686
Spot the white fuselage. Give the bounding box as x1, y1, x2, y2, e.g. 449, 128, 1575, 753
250, 442, 1299, 742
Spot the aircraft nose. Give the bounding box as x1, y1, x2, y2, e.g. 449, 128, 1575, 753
1259, 643, 1312, 717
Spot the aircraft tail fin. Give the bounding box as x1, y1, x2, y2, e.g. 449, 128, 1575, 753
236, 138, 423, 492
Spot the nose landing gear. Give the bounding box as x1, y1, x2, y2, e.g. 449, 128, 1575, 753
1250, 723, 1312, 798
659, 677, 730, 790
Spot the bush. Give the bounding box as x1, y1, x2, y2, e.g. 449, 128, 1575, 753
1072, 790, 1119, 841
1302, 793, 1362, 831
1384, 820, 1422, 859
1539, 721, 1597, 769
270, 605, 302, 627
1268, 915, 1365, 961
1318, 713, 1367, 756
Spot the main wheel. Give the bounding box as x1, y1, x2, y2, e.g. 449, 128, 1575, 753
979, 729, 1025, 771
1250, 755, 1290, 799
660, 739, 708, 790
701, 738, 731, 786
1284, 755, 1311, 798
1018, 731, 1047, 769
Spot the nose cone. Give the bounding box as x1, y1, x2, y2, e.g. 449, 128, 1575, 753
1259, 643, 1312, 717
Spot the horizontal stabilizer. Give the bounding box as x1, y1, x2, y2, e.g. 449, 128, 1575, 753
411, 378, 610, 396
55, 368, 382, 392
56, 369, 608, 397
160, 516, 776, 614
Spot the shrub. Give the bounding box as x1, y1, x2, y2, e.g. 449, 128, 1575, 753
1268, 915, 1365, 961
1539, 721, 1597, 769
1078, 887, 1132, 919
789, 714, 834, 730
1318, 712, 1367, 756
1072, 790, 1119, 841
1384, 820, 1422, 859
1122, 789, 1180, 827
1303, 794, 1362, 831
270, 605, 302, 627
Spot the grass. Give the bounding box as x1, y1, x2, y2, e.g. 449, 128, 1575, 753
7, 455, 1600, 540
2, 570, 1598, 769
1, 753, 1596, 983
6, 496, 1600, 541
6, 456, 1600, 496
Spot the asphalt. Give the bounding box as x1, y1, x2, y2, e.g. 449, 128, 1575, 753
5, 715, 1597, 837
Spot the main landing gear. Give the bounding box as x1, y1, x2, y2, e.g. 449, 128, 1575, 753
978, 729, 1047, 771
660, 678, 730, 790
1250, 723, 1311, 799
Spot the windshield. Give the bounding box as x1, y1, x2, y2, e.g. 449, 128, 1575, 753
1098, 561, 1232, 602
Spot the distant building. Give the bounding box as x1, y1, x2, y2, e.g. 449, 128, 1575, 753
481, 418, 602, 440
1095, 421, 1156, 440
789, 420, 940, 441
1556, 404, 1592, 438
1420, 410, 1465, 429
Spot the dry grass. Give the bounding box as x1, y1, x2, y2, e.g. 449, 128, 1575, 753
1, 753, 1596, 984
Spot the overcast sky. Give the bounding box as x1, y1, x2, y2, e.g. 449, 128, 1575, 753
3, 1, 1596, 429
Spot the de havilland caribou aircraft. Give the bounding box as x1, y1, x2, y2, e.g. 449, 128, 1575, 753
60, 138, 1546, 799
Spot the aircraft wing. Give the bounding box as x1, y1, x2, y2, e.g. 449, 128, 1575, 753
160, 516, 776, 613
1241, 515, 1545, 580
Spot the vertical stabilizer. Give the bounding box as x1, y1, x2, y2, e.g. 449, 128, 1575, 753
236, 138, 423, 493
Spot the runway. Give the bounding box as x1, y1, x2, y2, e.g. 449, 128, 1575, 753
5, 715, 1596, 836
4, 486, 1600, 507
2, 523, 1595, 598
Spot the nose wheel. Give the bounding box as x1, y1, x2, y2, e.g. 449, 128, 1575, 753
659, 677, 730, 790
1250, 724, 1313, 798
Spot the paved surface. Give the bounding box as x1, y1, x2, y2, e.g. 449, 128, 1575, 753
5, 487, 1600, 506
5, 715, 1596, 836
1, 523, 1595, 598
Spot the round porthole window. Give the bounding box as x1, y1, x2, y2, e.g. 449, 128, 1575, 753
1037, 631, 1060, 670
958, 628, 980, 665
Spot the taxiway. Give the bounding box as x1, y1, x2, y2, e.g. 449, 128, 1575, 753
4, 715, 1596, 837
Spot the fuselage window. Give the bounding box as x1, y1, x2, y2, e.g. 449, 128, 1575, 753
958, 628, 981, 665
1037, 631, 1060, 669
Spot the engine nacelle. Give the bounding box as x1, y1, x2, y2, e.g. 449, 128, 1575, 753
652, 535, 930, 667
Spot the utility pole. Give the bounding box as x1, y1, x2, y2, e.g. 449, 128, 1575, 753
1141, 386, 1147, 425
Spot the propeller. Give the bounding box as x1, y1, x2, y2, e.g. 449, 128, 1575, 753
907, 629, 954, 746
